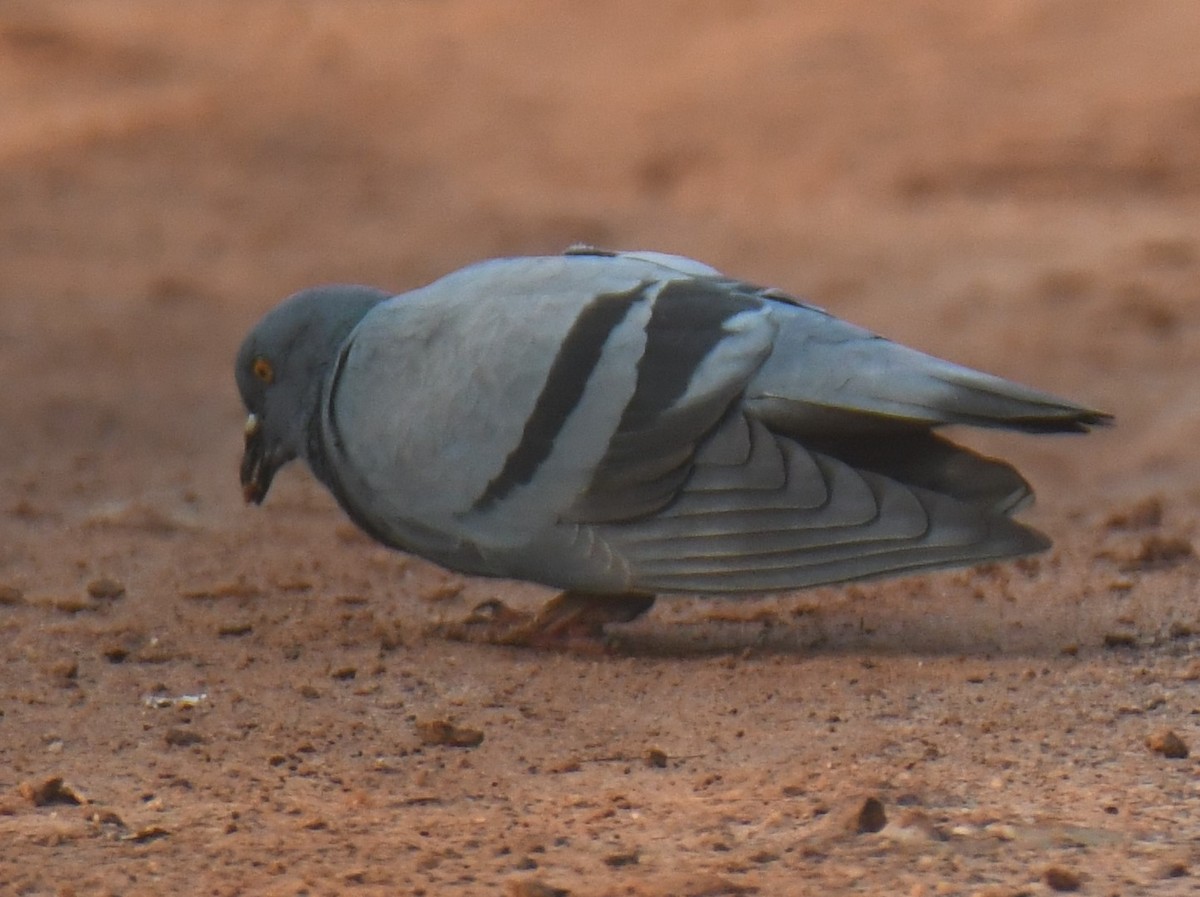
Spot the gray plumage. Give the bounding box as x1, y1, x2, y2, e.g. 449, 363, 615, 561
236, 249, 1109, 597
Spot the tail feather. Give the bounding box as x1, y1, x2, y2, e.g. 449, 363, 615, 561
804, 430, 1034, 514
600, 412, 1054, 596
928, 368, 1112, 433
748, 305, 1111, 435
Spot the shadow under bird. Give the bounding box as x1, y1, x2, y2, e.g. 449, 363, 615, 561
235, 248, 1110, 648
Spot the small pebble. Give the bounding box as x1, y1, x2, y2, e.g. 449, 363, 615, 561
854, 797, 887, 834
820, 795, 889, 837
47, 595, 97, 614
102, 646, 129, 663
1120, 534, 1195, 571
120, 825, 169, 843
415, 719, 484, 748
644, 747, 669, 768
1177, 662, 1200, 682
506, 879, 570, 897
1168, 621, 1195, 639
19, 776, 86, 807
1104, 495, 1163, 530
86, 577, 126, 600
1155, 858, 1189, 879
48, 659, 78, 682
1102, 632, 1137, 649
1043, 866, 1081, 892
164, 727, 206, 747
984, 822, 1017, 842
1146, 729, 1189, 759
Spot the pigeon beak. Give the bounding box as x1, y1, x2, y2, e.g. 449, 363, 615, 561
240, 413, 275, 505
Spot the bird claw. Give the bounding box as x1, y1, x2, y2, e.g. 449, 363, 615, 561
436, 593, 655, 653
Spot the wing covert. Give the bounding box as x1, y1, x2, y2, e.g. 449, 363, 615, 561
567, 279, 777, 523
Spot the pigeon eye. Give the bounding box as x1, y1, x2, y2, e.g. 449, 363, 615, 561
252, 357, 274, 384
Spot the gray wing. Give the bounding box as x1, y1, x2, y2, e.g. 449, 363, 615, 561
596, 413, 1049, 594
561, 277, 778, 523
553, 269, 1108, 595
745, 294, 1111, 435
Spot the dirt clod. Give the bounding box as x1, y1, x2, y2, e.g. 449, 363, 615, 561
1104, 496, 1164, 530
506, 879, 571, 897
1043, 866, 1082, 892
1156, 858, 1189, 879
644, 747, 669, 768
1102, 632, 1138, 649
86, 578, 126, 600
120, 825, 170, 844
164, 727, 206, 748
854, 797, 888, 834
47, 658, 78, 681
19, 777, 87, 807
415, 719, 484, 748
1119, 534, 1196, 571
181, 581, 263, 600
1146, 729, 1190, 759
43, 595, 97, 614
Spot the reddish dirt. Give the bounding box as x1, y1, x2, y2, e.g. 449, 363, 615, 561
2, 2, 1199, 895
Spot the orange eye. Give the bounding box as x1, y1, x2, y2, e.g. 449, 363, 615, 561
252, 357, 274, 384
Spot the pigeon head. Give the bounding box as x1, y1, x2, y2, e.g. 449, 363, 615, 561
235, 284, 390, 504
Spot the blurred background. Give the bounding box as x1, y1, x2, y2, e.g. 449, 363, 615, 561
1, 0, 1197, 520
2, 7, 1199, 892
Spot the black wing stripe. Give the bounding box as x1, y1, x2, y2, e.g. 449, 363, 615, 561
473, 283, 649, 512
568, 281, 764, 522
615, 280, 761, 433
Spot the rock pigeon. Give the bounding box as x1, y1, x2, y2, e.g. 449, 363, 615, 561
236, 248, 1109, 645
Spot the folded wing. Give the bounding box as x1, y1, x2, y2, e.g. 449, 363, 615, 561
561, 264, 1108, 595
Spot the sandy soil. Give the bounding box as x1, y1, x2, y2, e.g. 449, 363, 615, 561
2, 2, 1199, 894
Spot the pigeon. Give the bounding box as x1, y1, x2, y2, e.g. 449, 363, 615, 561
236, 247, 1109, 646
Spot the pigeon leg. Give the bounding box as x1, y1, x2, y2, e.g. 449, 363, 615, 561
439, 592, 656, 652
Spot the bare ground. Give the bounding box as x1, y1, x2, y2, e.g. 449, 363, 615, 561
1, 2, 1199, 895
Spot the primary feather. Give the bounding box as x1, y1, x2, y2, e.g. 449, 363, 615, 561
236, 249, 1109, 597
